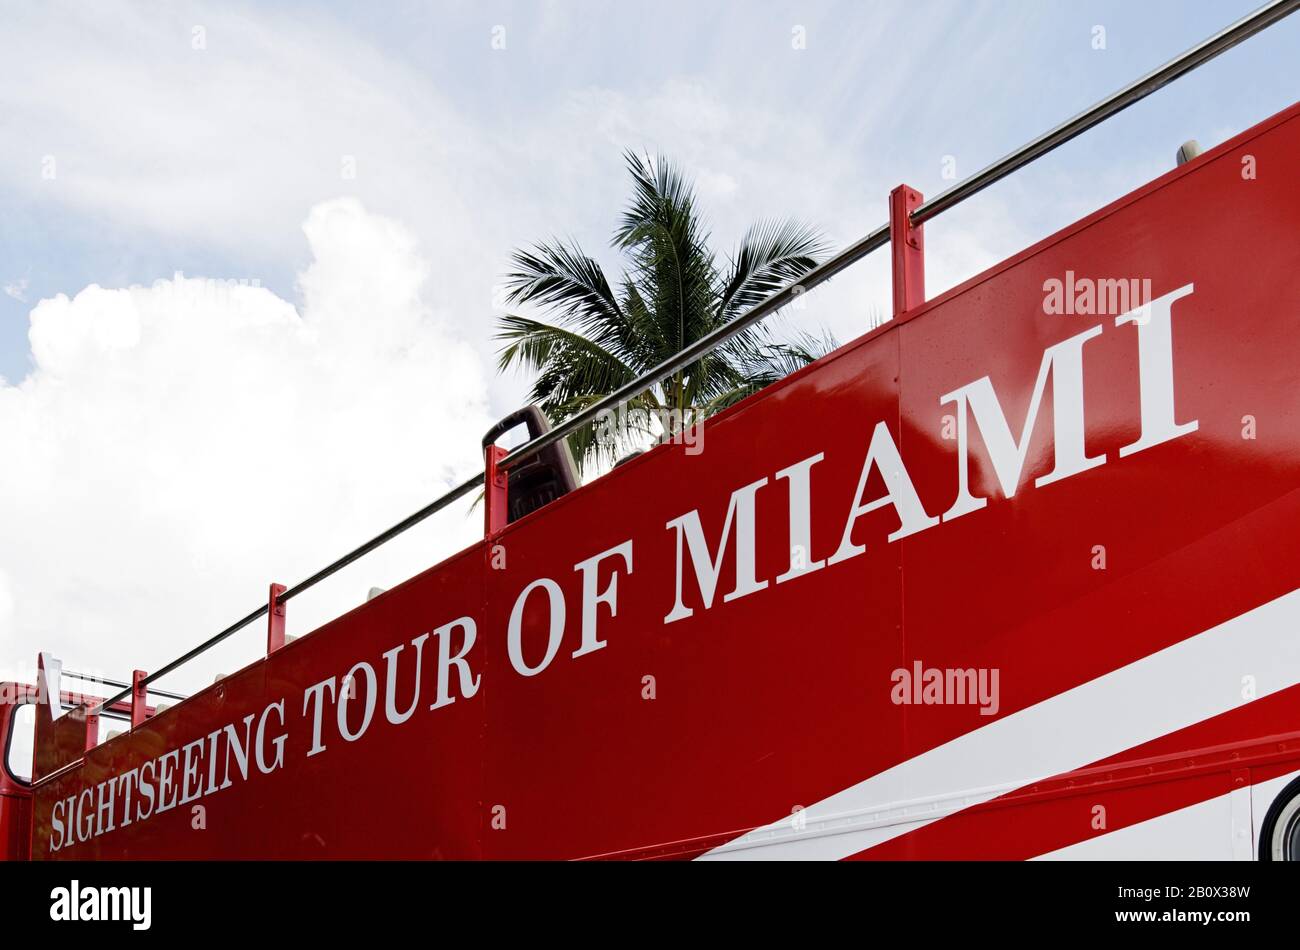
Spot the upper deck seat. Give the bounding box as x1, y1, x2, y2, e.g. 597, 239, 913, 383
481, 405, 580, 525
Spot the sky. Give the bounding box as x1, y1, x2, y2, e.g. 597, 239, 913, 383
0, 0, 1297, 700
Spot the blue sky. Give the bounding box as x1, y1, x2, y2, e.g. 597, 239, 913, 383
0, 0, 1296, 688
3, 0, 1297, 390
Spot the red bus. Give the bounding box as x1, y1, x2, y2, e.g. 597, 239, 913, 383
3, 8, 1299, 863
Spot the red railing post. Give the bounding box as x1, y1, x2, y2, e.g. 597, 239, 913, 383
131, 669, 147, 729
267, 583, 287, 654
484, 445, 509, 537
84, 709, 99, 752
889, 184, 926, 317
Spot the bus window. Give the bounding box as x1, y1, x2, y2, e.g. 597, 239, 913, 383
4, 702, 35, 785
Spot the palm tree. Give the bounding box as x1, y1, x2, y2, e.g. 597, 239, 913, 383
496, 151, 837, 470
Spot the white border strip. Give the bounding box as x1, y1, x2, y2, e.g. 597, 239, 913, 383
700, 587, 1300, 860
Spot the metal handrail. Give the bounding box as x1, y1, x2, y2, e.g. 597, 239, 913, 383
62, 670, 188, 703
91, 474, 483, 713
89, 0, 1299, 716
910, 0, 1300, 225
497, 0, 1299, 472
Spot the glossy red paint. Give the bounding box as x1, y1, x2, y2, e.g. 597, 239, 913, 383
267, 584, 288, 655
0, 684, 35, 862
889, 183, 925, 316
1, 683, 145, 861
12, 100, 1300, 861
856, 683, 1300, 860
32, 656, 93, 783
484, 444, 509, 538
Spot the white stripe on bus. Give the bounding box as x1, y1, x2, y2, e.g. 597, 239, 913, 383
699, 586, 1300, 860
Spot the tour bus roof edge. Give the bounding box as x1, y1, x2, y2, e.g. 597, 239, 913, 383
85, 0, 1300, 716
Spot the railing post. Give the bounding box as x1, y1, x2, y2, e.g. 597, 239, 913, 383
131, 669, 147, 729
889, 184, 926, 317
84, 708, 99, 752
484, 445, 509, 537
267, 583, 287, 654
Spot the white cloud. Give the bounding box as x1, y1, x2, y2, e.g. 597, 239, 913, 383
0, 1, 1037, 411
0, 3, 475, 253
0, 198, 490, 693
0, 1, 519, 404
0, 1, 1047, 698
3, 280, 27, 303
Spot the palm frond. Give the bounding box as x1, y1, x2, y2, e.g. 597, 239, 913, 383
615, 151, 720, 368
718, 219, 832, 322
495, 315, 636, 407
502, 241, 642, 363
541, 391, 664, 472
710, 328, 841, 412
494, 153, 842, 474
